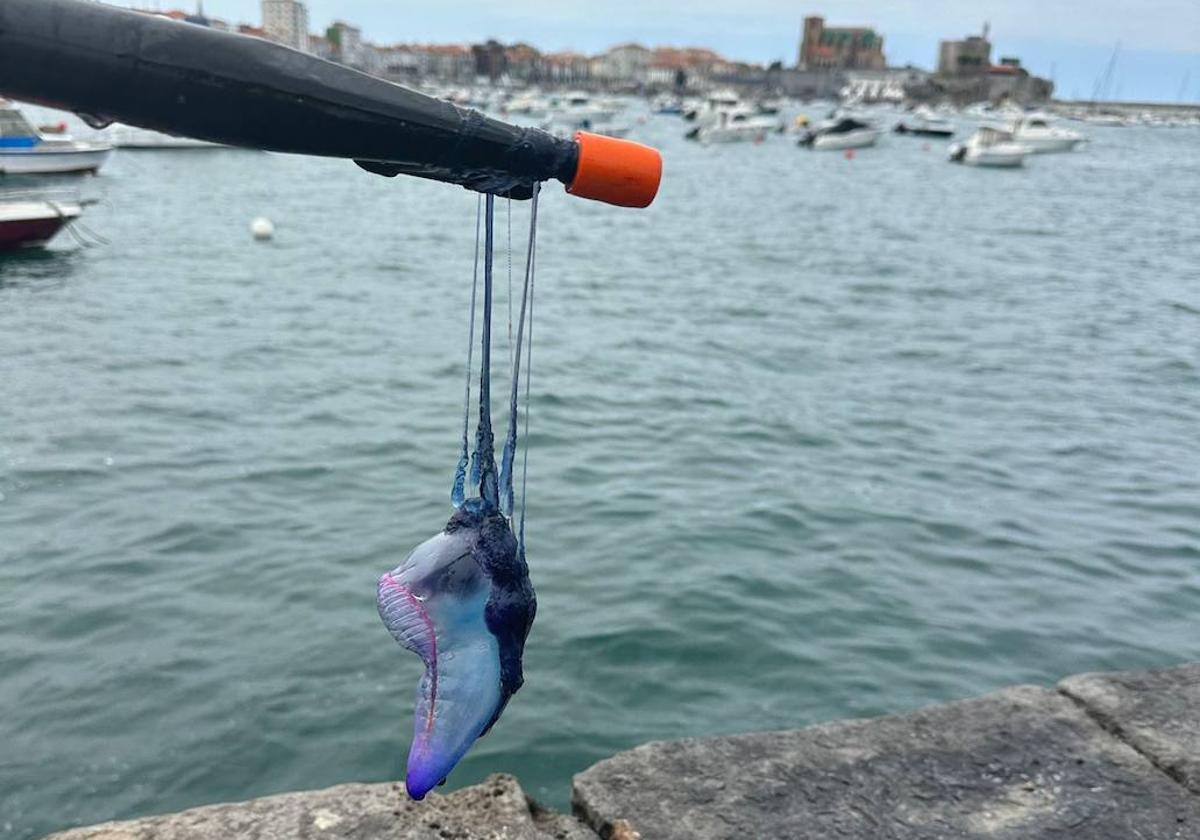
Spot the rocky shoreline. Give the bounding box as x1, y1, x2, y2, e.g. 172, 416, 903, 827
47, 662, 1200, 839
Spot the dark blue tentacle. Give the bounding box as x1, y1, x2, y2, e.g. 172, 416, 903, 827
517, 189, 537, 556
452, 196, 483, 508
475, 195, 499, 509
500, 184, 540, 516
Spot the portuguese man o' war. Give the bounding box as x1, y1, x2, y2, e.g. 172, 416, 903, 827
378, 190, 539, 800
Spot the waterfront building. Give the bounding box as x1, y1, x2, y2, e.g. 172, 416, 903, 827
798, 16, 886, 71
938, 26, 992, 77
377, 44, 475, 83
473, 39, 508, 81
987, 58, 1053, 102
260, 0, 308, 52
421, 45, 474, 82
505, 43, 544, 83
327, 21, 364, 68
646, 47, 724, 89
927, 28, 1053, 105
543, 52, 592, 85
307, 33, 333, 61
590, 43, 653, 85
374, 43, 472, 83
132, 5, 227, 29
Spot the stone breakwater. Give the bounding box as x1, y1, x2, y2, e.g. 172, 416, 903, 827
46, 662, 1200, 840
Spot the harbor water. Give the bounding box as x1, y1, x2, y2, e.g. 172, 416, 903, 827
2, 112, 1199, 839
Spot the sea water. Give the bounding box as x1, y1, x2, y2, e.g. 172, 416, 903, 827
2, 110, 1198, 838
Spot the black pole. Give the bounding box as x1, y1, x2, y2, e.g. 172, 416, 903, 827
0, 0, 577, 198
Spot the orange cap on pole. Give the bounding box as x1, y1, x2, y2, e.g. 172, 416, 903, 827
565, 131, 662, 209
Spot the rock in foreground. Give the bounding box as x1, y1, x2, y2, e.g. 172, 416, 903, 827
46, 773, 596, 840
44, 663, 1200, 840
572, 685, 1200, 839
1061, 662, 1200, 795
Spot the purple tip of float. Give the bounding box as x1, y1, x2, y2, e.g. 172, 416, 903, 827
405, 770, 437, 801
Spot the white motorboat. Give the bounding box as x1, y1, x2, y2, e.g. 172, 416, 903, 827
503, 92, 550, 120
0, 197, 84, 250
799, 117, 881, 150
106, 124, 222, 150
684, 89, 743, 126
1011, 114, 1084, 153
544, 116, 632, 140
0, 100, 112, 175
687, 107, 774, 144
652, 95, 684, 115
1082, 112, 1128, 127
949, 126, 1029, 168
894, 106, 955, 138
546, 91, 619, 123
967, 101, 1026, 124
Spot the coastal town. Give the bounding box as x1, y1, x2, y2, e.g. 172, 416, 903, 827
138, 1, 1057, 106
2, 0, 1193, 249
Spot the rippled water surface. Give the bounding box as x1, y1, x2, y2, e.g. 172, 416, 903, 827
3, 110, 1199, 839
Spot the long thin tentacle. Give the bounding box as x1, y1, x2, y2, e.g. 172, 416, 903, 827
500, 184, 540, 516
518, 188, 538, 554
452, 196, 483, 508
506, 197, 514, 372
475, 195, 499, 509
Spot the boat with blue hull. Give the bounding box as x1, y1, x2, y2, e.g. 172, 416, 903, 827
0, 100, 111, 176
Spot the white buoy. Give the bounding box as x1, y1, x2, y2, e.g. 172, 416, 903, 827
250, 217, 275, 241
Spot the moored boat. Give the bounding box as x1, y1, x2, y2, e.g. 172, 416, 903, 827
501, 91, 550, 120
684, 89, 743, 125
1082, 112, 1128, 127
799, 117, 881, 150
652, 95, 684, 115
546, 91, 620, 123
687, 107, 774, 144
0, 100, 112, 175
1010, 114, 1085, 153
894, 107, 955, 138
0, 197, 83, 249
948, 126, 1029, 168
544, 116, 632, 140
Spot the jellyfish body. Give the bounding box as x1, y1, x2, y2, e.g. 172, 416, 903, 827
377, 500, 536, 800
378, 191, 540, 800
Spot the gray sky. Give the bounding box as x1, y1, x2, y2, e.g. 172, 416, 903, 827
127, 1, 1200, 101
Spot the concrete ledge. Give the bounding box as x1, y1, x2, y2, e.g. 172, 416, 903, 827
42, 663, 1200, 840
1060, 662, 1200, 795
45, 774, 598, 840
572, 683, 1200, 839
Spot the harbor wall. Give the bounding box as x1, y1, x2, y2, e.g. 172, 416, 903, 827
1050, 99, 1200, 115
45, 661, 1200, 840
